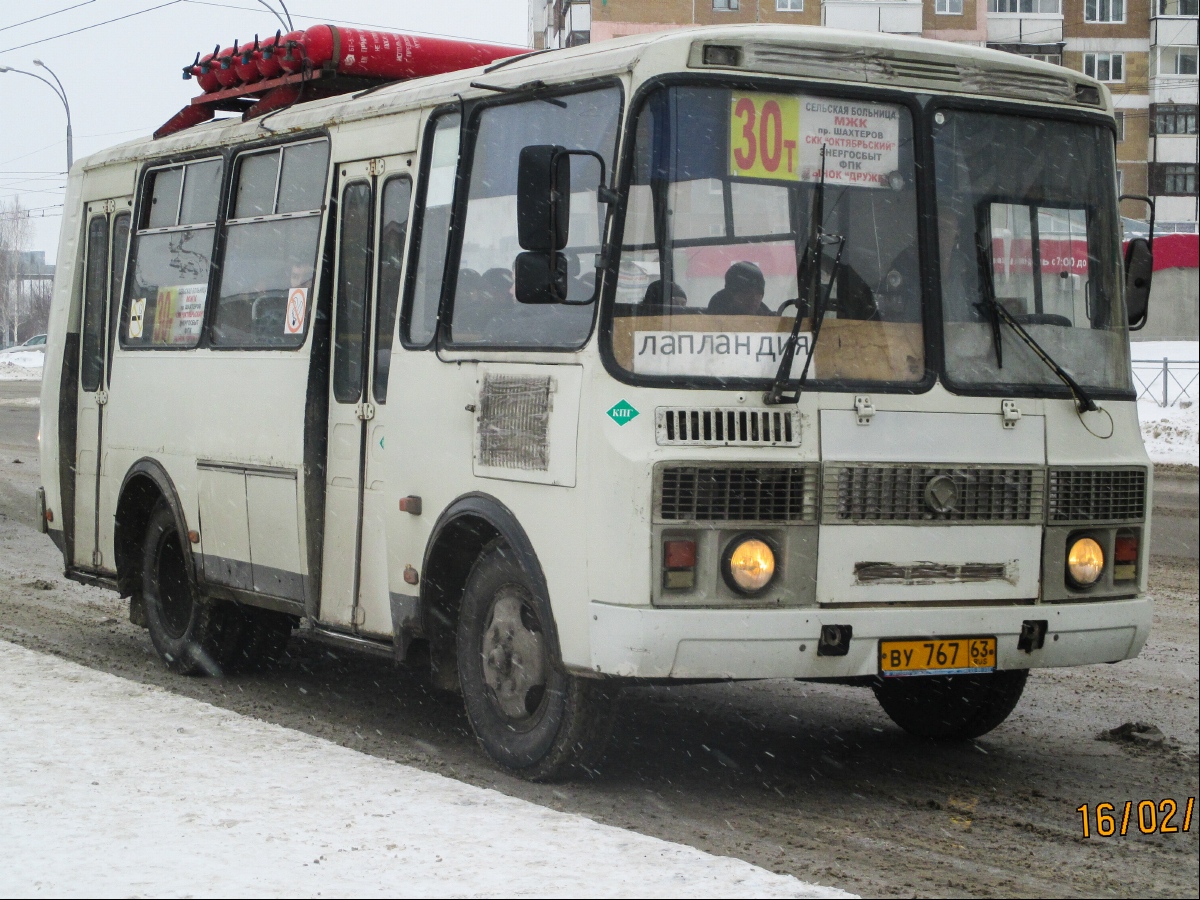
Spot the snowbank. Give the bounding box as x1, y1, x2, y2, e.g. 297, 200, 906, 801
0, 640, 850, 899
1139, 401, 1199, 468
0, 349, 44, 381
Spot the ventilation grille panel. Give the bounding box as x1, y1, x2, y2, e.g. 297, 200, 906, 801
657, 465, 819, 523
477, 375, 550, 471
656, 408, 801, 447
1048, 467, 1146, 523
823, 465, 1044, 524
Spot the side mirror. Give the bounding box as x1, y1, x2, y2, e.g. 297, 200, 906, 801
1123, 237, 1153, 331
517, 144, 569, 252
514, 251, 568, 304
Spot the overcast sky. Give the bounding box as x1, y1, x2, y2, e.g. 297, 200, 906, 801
0, 0, 529, 261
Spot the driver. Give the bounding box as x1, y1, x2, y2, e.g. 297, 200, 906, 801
707, 261, 771, 316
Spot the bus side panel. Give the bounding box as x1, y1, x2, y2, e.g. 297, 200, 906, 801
40, 170, 86, 560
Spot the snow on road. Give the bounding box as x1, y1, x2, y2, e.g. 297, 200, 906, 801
0, 350, 44, 381
0, 640, 850, 899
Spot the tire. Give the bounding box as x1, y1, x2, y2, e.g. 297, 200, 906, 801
873, 669, 1028, 741
142, 501, 227, 676
457, 541, 615, 781
141, 501, 292, 676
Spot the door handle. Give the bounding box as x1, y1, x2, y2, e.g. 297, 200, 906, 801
355, 401, 375, 421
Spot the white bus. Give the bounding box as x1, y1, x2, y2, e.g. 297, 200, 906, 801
40, 24, 1157, 780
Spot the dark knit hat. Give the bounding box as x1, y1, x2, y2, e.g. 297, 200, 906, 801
725, 261, 766, 294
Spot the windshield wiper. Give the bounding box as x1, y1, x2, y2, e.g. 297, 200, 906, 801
974, 234, 1098, 413
765, 147, 844, 406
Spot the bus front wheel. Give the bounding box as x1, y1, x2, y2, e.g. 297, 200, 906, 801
457, 540, 615, 781
872, 670, 1028, 741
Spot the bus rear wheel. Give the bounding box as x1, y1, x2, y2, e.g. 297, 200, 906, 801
457, 541, 615, 781
141, 502, 292, 676
872, 670, 1028, 741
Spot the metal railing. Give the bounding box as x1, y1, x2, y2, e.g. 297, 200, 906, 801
1132, 358, 1199, 408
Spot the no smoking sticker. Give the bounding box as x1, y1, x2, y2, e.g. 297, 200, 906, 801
284, 287, 308, 335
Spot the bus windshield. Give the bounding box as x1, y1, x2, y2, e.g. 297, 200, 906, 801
933, 110, 1132, 394
608, 85, 924, 387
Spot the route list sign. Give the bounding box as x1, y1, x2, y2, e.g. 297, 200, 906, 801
632, 331, 814, 380
729, 93, 900, 188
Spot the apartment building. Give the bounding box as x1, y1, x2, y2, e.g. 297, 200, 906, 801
528, 0, 1197, 229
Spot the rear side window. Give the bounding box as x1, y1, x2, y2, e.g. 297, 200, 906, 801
211, 140, 330, 348
122, 158, 223, 348
403, 113, 460, 346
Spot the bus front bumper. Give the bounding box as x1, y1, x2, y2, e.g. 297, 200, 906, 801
587, 597, 1152, 679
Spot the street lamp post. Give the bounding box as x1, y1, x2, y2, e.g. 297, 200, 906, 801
0, 60, 73, 170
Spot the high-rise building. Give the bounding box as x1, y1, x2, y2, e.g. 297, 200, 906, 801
528, 0, 1197, 230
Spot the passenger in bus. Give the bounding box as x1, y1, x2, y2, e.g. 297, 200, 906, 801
290, 260, 313, 292
641, 280, 687, 310
482, 267, 515, 304
706, 261, 770, 316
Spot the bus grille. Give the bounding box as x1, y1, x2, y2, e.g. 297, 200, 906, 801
655, 408, 801, 446
656, 465, 819, 523
822, 465, 1045, 524
1048, 467, 1147, 523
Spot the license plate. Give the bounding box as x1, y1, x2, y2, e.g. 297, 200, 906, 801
878, 637, 997, 677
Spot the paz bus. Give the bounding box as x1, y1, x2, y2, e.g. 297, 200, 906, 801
40, 23, 1158, 780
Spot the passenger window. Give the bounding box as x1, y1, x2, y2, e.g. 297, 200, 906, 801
107, 212, 130, 373
374, 176, 411, 403
403, 113, 460, 346
333, 182, 373, 404
180, 160, 222, 225
122, 158, 223, 349
146, 167, 182, 229
80, 216, 109, 391
211, 140, 330, 348
448, 86, 621, 348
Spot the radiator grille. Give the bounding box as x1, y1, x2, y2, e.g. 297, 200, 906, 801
656, 408, 801, 447
657, 465, 819, 523
1048, 467, 1146, 523
822, 465, 1044, 524
476, 375, 550, 471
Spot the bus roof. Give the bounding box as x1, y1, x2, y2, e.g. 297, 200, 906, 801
79, 23, 1112, 173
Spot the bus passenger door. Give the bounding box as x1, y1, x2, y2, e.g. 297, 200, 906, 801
320, 157, 412, 635
357, 167, 413, 637
73, 199, 131, 571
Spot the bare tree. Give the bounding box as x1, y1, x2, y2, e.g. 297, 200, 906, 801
0, 199, 34, 348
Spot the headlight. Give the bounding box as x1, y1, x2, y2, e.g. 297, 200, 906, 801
1067, 537, 1104, 587
723, 536, 776, 594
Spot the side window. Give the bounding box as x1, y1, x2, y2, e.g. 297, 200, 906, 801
403, 113, 460, 346
80, 216, 109, 391
122, 158, 223, 348
106, 212, 130, 376
211, 140, 329, 347
449, 86, 621, 348
333, 182, 373, 403
373, 176, 411, 403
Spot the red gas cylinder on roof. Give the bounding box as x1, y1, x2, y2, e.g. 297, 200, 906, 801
293, 25, 524, 81
276, 30, 309, 75
256, 31, 290, 79
234, 38, 263, 84
213, 44, 241, 88
193, 47, 221, 93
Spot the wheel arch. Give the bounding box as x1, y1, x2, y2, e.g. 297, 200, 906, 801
420, 492, 559, 687
114, 458, 192, 599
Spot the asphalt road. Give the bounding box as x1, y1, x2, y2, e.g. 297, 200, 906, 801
1, 378, 1197, 898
